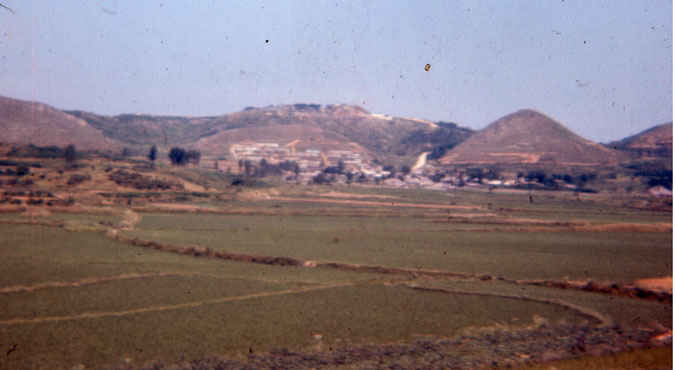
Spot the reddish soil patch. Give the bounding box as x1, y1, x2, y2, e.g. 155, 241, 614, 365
634, 277, 672, 294
515, 279, 672, 303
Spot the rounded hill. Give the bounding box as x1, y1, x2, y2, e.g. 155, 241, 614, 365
0, 95, 117, 151
440, 109, 624, 167
608, 122, 672, 158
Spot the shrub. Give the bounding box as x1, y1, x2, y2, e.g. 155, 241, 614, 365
15, 166, 30, 177
230, 175, 263, 187
312, 173, 332, 185
169, 147, 186, 165
323, 166, 342, 174
430, 172, 444, 183
64, 144, 77, 164
526, 171, 546, 183
466, 168, 484, 182
67, 174, 91, 186
7, 144, 64, 158
148, 145, 157, 163
427, 146, 447, 160
169, 147, 200, 166
109, 169, 181, 190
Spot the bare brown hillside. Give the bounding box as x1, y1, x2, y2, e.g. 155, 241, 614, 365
69, 102, 473, 165
440, 109, 625, 167
608, 122, 672, 158
192, 122, 372, 157
0, 96, 117, 151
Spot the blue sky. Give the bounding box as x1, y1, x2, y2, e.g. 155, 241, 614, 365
0, 1, 671, 142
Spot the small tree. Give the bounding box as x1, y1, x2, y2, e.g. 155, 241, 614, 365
244, 160, 253, 176
64, 144, 77, 166
148, 145, 157, 167
185, 150, 201, 165
168, 147, 186, 165
383, 165, 395, 179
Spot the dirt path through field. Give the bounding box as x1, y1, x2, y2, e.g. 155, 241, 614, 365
317, 191, 398, 200
404, 283, 614, 327
0, 282, 355, 326
272, 196, 484, 210
0, 272, 179, 294
119, 209, 141, 230
0, 280, 614, 329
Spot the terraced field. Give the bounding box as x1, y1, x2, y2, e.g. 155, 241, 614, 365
0, 186, 671, 369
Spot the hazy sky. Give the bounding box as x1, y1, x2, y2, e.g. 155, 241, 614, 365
0, 1, 671, 142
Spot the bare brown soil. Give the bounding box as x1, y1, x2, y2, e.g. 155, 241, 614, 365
634, 277, 672, 294
514, 279, 672, 303
440, 109, 626, 166
0, 95, 117, 150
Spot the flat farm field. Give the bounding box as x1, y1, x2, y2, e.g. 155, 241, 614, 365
0, 186, 671, 369
126, 212, 671, 281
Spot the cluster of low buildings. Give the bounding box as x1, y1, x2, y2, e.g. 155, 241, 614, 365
218, 141, 592, 191
220, 141, 389, 181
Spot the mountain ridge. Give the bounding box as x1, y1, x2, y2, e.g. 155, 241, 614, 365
65, 102, 474, 165
3, 95, 666, 170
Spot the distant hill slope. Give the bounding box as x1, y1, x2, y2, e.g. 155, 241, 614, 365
65, 110, 223, 147
607, 122, 672, 158
0, 96, 118, 151
440, 109, 625, 167
69, 103, 473, 164
197, 104, 473, 163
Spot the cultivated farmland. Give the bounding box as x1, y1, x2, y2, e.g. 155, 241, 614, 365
0, 183, 671, 369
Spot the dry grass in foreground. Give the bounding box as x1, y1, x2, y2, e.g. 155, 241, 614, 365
518, 346, 672, 370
